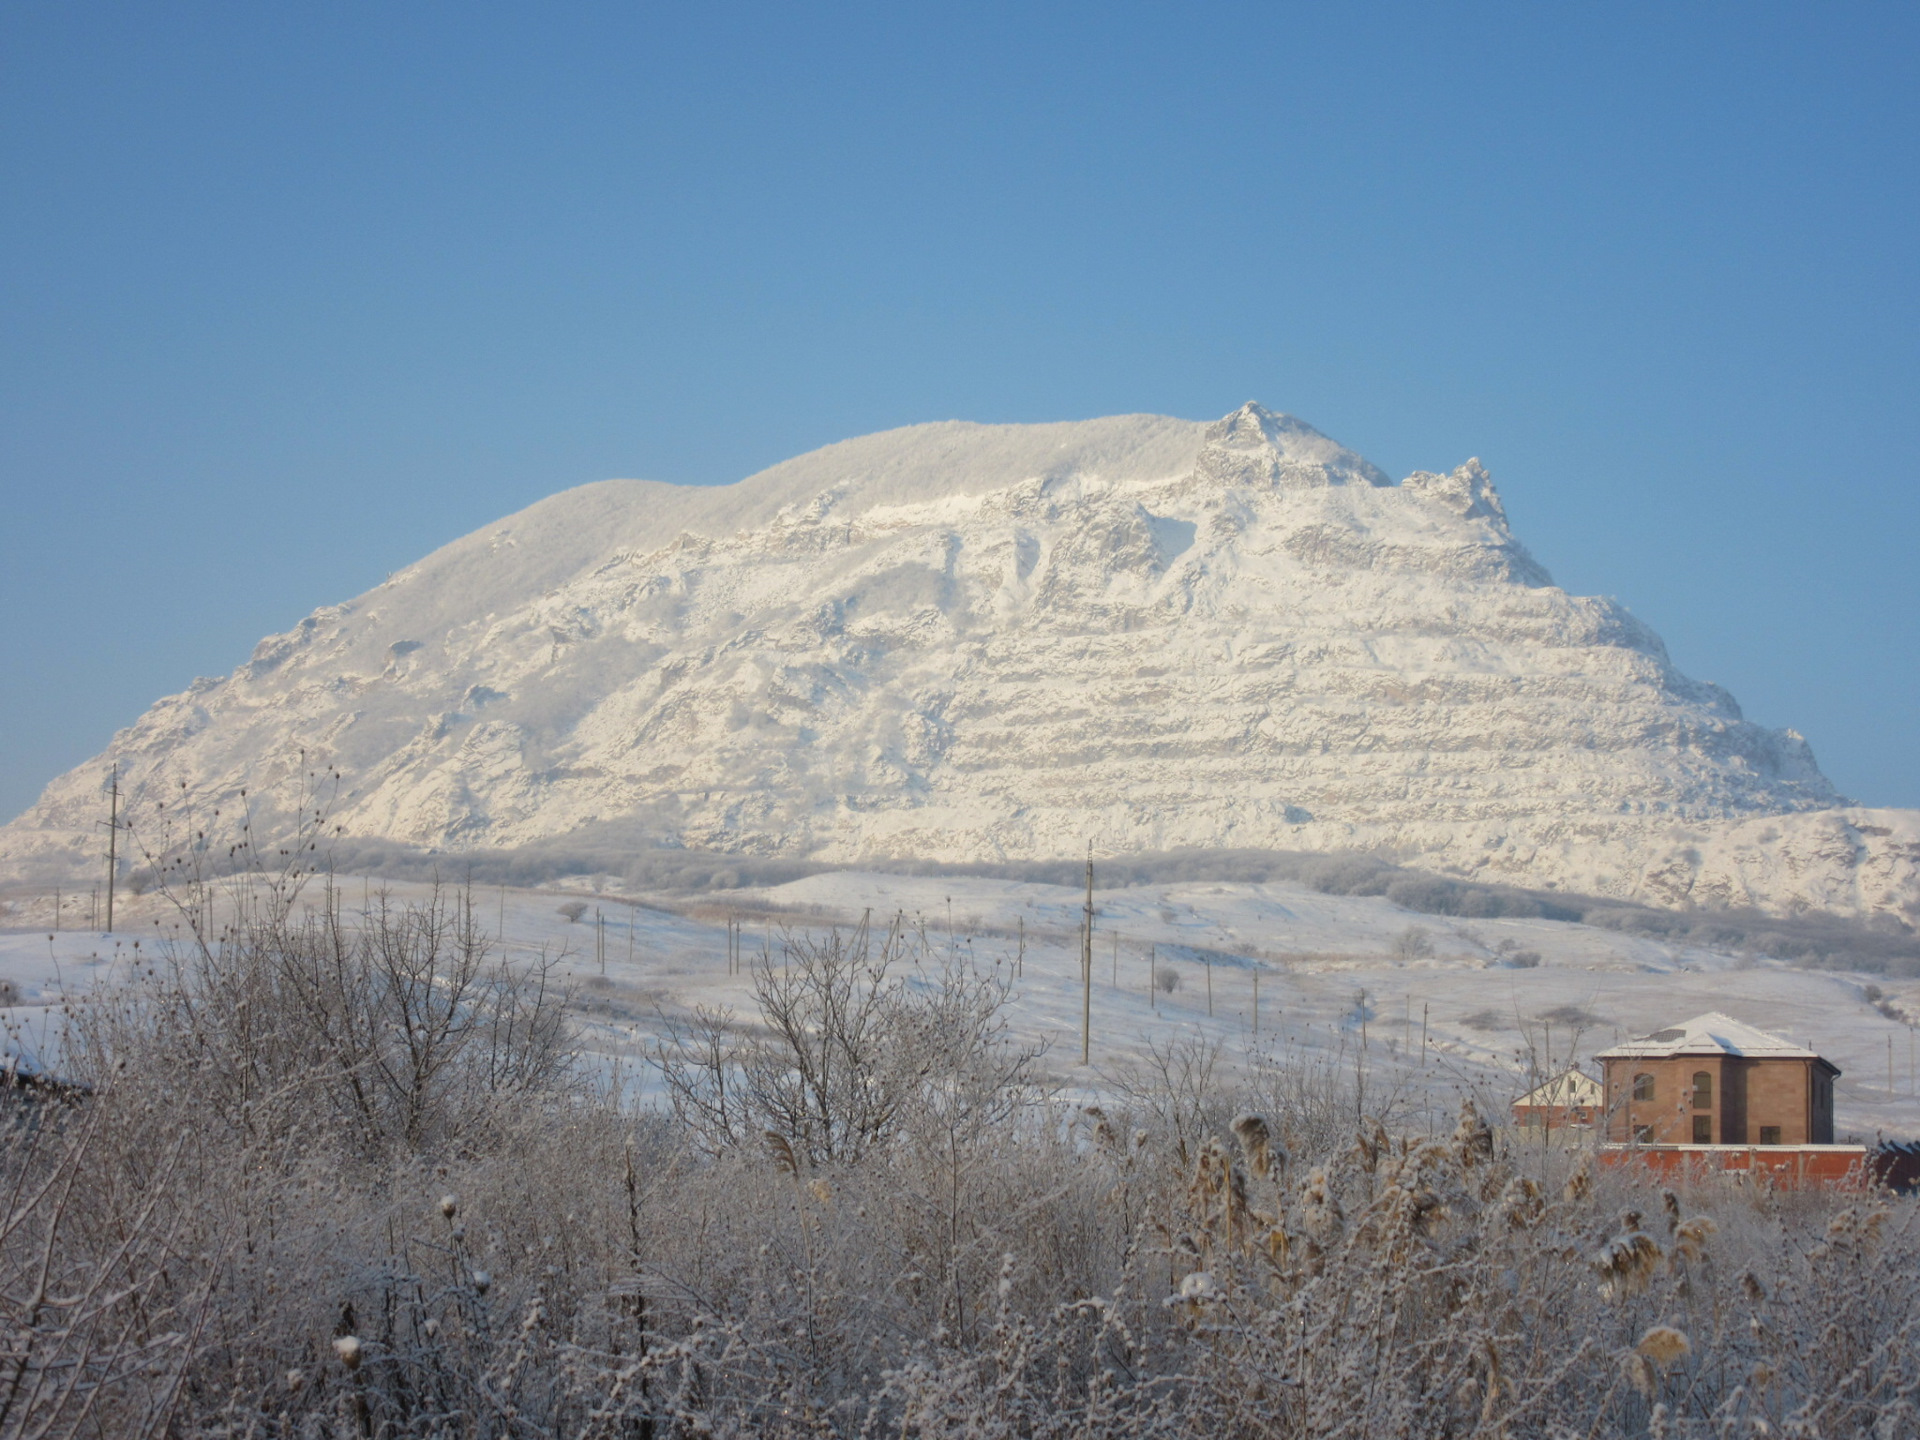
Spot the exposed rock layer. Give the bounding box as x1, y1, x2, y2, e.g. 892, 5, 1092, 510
5, 404, 1915, 925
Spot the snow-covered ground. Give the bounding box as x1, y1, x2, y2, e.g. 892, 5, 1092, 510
5, 870, 1917, 1139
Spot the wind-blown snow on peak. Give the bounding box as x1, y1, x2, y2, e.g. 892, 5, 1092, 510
1197, 402, 1393, 490
3, 405, 1913, 925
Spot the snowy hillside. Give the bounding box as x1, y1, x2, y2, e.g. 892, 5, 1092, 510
4, 403, 1916, 924
5, 869, 1917, 1140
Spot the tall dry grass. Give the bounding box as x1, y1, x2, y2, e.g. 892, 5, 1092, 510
3, 888, 1916, 1437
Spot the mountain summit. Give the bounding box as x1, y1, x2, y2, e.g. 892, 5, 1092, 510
5, 404, 1915, 922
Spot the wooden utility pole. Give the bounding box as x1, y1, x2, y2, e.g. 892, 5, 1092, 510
1205, 955, 1213, 1016
1080, 843, 1094, 1065
1252, 967, 1259, 1035
103, 764, 120, 934
1149, 945, 1157, 1010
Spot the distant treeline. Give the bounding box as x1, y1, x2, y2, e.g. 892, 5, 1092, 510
296, 834, 1920, 978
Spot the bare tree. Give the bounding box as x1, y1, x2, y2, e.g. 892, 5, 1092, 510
651, 916, 1041, 1166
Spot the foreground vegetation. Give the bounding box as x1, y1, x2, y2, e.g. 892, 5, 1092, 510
4, 885, 1917, 1438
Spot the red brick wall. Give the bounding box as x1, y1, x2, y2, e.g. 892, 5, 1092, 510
1602, 1055, 1827, 1145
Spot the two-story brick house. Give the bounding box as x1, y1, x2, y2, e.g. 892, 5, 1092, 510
1594, 1012, 1838, 1147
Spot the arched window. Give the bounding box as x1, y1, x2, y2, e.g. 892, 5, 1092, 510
1632, 1073, 1655, 1102
1692, 1072, 1712, 1107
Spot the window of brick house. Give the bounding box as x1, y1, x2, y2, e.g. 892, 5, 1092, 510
1692, 1115, 1712, 1144
1692, 1071, 1711, 1107
1634, 1124, 1654, 1144
1759, 1126, 1781, 1145
1632, 1073, 1655, 1101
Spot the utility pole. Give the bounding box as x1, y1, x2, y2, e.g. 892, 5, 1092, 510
1252, 967, 1259, 1035
1080, 843, 1093, 1065
1205, 955, 1213, 1017
1149, 945, 1157, 1009
102, 764, 120, 933
597, 907, 605, 975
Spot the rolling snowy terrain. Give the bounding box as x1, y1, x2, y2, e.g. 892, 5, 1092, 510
5, 870, 1917, 1138
4, 403, 1917, 924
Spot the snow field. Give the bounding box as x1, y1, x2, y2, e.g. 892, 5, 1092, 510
6, 867, 1916, 1137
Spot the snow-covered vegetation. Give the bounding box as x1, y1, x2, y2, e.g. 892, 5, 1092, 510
5, 877, 1918, 1437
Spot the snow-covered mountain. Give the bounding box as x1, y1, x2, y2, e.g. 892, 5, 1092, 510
5, 403, 1916, 923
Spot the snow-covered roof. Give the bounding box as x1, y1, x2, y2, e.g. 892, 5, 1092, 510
1593, 1012, 1827, 1064
1514, 1070, 1602, 1107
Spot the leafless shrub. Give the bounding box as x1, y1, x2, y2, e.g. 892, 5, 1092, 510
557, 900, 589, 923
650, 915, 1043, 1166
1392, 924, 1435, 959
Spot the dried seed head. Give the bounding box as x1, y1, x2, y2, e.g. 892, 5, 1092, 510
1231, 1113, 1284, 1178
1173, 1270, 1220, 1304
764, 1131, 800, 1176
1299, 1168, 1344, 1244
439, 1194, 458, 1219
1674, 1215, 1718, 1262
1741, 1269, 1767, 1304
1451, 1099, 1494, 1165
1591, 1229, 1664, 1300
332, 1335, 362, 1371
1636, 1325, 1691, 1367
808, 1179, 832, 1205
1622, 1351, 1655, 1398
471, 1270, 492, 1295
285, 1369, 304, 1392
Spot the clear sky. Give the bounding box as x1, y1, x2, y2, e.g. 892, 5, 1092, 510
2, 2, 1916, 820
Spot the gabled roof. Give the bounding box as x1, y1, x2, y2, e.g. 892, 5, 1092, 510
1594, 1012, 1831, 1067
1514, 1070, 1602, 1107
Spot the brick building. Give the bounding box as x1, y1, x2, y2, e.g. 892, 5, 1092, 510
1511, 1069, 1601, 1131
1594, 1012, 1838, 1147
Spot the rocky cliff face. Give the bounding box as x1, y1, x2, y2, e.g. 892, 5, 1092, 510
5, 404, 1914, 925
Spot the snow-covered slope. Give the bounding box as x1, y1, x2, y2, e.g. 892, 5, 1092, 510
5, 404, 1916, 924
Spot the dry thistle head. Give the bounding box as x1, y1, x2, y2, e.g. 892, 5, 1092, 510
1661, 1188, 1681, 1234
471, 1270, 492, 1295
332, 1335, 363, 1371
1636, 1325, 1691, 1367
439, 1193, 458, 1220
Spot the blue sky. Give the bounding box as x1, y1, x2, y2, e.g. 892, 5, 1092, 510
2, 2, 1916, 819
